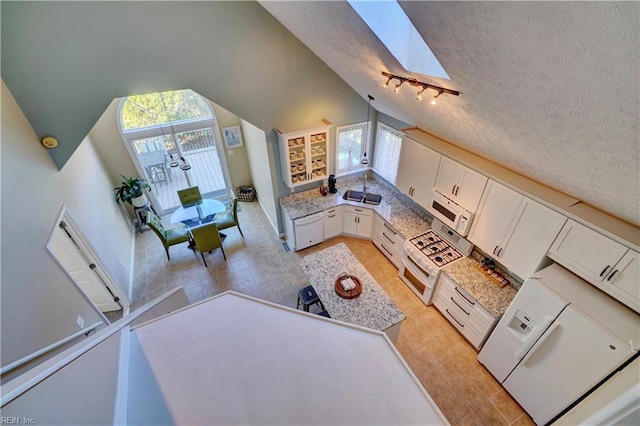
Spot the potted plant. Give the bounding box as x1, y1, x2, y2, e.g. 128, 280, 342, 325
114, 176, 151, 207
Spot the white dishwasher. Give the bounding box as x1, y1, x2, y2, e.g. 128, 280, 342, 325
294, 212, 324, 251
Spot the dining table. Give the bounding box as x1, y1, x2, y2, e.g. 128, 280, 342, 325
170, 199, 227, 230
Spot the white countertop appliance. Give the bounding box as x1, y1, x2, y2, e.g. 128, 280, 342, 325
426, 189, 474, 236
478, 263, 640, 425
399, 218, 473, 306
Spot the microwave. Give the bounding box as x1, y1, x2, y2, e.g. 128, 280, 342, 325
426, 189, 474, 236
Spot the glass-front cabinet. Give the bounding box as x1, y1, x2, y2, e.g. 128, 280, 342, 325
278, 126, 330, 188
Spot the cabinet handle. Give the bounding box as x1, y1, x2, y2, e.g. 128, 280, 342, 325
599, 265, 611, 277
452, 185, 457, 195
497, 247, 503, 257
383, 232, 395, 244
450, 297, 470, 315
445, 309, 465, 327
383, 222, 397, 234
454, 287, 475, 305
355, 208, 363, 212
328, 214, 335, 218
455, 186, 460, 196
327, 209, 335, 213
607, 270, 619, 282
381, 244, 393, 256
493, 245, 499, 255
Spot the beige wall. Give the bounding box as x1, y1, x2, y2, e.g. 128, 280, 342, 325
0, 81, 133, 366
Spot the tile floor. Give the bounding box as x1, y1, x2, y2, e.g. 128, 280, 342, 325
131, 200, 534, 425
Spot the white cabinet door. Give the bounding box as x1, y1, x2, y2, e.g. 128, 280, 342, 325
456, 167, 488, 212
357, 213, 373, 238
396, 138, 424, 197
278, 127, 329, 188
499, 198, 566, 280
323, 206, 343, 240
604, 250, 639, 312
469, 180, 522, 256
434, 156, 462, 197
503, 306, 629, 426
343, 210, 359, 236
412, 145, 441, 207
435, 156, 487, 211
549, 219, 629, 284
395, 137, 441, 208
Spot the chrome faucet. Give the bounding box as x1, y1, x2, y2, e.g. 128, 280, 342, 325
362, 172, 367, 193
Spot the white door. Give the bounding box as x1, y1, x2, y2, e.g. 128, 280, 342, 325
50, 226, 121, 312
503, 305, 629, 425
412, 144, 441, 208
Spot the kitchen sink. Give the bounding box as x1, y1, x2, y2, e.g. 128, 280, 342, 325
342, 190, 365, 202
342, 190, 382, 205
363, 193, 382, 205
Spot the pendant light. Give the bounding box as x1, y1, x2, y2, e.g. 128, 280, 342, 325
361, 95, 374, 166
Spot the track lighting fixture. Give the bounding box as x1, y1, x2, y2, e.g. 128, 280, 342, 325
431, 90, 442, 106
381, 71, 459, 105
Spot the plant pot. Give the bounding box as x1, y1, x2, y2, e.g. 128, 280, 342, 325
132, 194, 148, 208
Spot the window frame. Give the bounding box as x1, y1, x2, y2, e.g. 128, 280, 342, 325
117, 92, 234, 214
335, 121, 372, 177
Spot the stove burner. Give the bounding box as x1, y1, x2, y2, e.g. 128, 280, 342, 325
408, 230, 464, 268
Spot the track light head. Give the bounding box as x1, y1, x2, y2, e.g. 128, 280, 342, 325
431, 90, 442, 106
393, 81, 403, 93
416, 87, 426, 101
382, 77, 391, 89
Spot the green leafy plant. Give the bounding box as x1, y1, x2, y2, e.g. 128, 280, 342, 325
113, 176, 151, 205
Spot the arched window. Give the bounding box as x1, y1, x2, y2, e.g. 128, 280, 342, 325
119, 89, 232, 213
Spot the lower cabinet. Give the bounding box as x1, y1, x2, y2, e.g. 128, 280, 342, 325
323, 206, 343, 240
343, 206, 373, 239
433, 274, 498, 350
372, 214, 404, 269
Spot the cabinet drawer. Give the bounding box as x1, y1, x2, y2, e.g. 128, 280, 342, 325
344, 205, 373, 216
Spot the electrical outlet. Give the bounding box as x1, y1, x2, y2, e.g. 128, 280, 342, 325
77, 315, 85, 329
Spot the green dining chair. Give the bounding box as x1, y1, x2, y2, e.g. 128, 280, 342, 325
215, 198, 244, 237
147, 212, 191, 261
191, 222, 226, 267
177, 186, 202, 207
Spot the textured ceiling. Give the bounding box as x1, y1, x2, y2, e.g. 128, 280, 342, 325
259, 1, 639, 226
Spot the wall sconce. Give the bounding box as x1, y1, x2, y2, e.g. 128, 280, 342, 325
381, 71, 459, 105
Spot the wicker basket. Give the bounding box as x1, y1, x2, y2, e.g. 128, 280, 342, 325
236, 186, 256, 202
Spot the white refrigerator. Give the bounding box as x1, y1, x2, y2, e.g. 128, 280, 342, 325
478, 264, 640, 425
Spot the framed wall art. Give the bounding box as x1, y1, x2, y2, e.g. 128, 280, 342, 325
222, 125, 244, 149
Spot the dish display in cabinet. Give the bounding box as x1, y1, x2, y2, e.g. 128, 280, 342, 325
278, 126, 330, 188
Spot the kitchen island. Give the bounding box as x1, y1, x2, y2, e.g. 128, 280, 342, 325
300, 242, 405, 342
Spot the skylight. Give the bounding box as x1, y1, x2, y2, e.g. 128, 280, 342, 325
348, 0, 450, 79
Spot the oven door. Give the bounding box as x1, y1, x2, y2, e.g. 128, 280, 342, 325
399, 253, 439, 305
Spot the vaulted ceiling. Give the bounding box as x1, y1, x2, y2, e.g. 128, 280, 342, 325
260, 1, 639, 226
2, 1, 638, 226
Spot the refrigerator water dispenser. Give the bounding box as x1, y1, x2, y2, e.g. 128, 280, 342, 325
507, 310, 536, 341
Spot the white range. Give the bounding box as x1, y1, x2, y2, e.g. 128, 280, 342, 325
399, 218, 473, 305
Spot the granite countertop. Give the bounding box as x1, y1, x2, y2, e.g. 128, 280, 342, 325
300, 243, 405, 331
442, 257, 518, 318
279, 174, 431, 239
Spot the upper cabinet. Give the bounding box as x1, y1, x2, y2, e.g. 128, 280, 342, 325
469, 180, 567, 280
548, 219, 639, 312
278, 126, 330, 189
395, 137, 441, 209
434, 157, 488, 212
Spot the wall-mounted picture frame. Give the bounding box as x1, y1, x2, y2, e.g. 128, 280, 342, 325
222, 125, 244, 149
